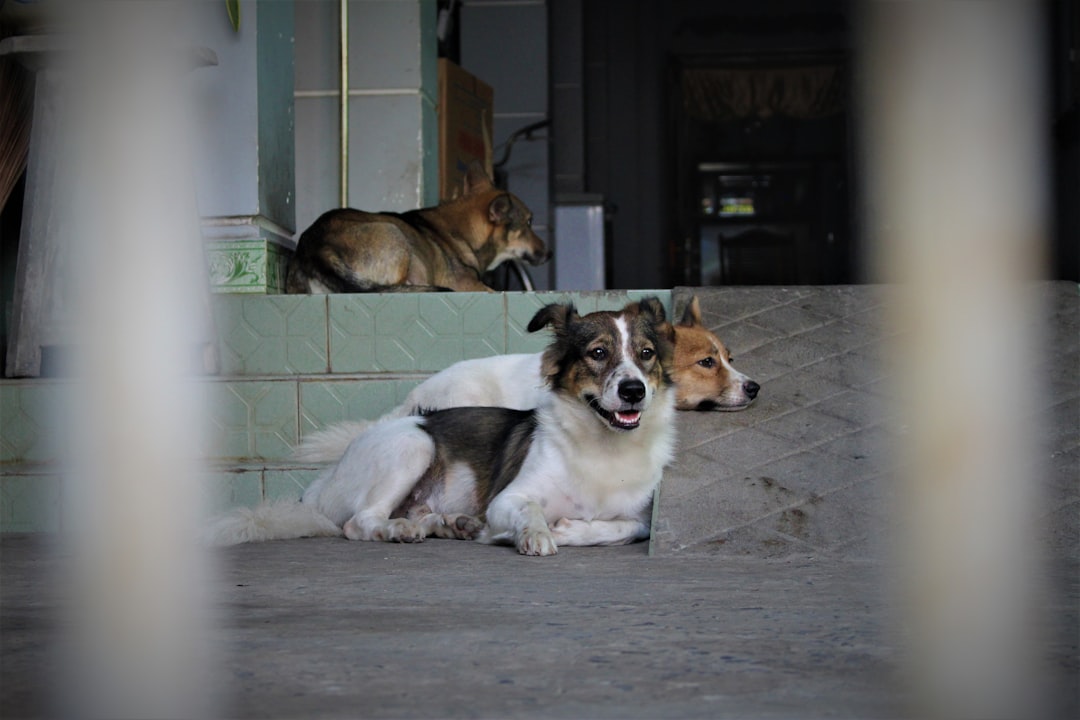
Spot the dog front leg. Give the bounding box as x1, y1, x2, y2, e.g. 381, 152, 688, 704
481, 494, 558, 556
550, 518, 650, 546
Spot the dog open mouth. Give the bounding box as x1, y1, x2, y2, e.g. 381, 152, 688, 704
587, 396, 642, 430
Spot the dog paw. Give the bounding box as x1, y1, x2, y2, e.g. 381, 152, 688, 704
384, 518, 425, 543
517, 527, 558, 556
450, 514, 484, 540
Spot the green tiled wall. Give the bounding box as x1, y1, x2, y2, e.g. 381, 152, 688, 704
214, 295, 330, 375
329, 293, 507, 373
215, 290, 672, 376
0, 473, 60, 532
299, 379, 421, 439
0, 381, 68, 464
1, 290, 671, 528
209, 380, 300, 461
206, 239, 291, 294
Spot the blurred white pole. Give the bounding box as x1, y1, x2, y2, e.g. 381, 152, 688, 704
64, 2, 217, 718
860, 1, 1047, 717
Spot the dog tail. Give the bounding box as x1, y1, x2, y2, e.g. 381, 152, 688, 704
293, 420, 375, 462
201, 500, 342, 546
294, 399, 422, 462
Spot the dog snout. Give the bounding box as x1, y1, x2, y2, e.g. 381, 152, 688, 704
744, 380, 760, 399
526, 242, 552, 265
618, 379, 646, 404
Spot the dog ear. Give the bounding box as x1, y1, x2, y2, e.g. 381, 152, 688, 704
463, 161, 493, 196
677, 295, 703, 328
635, 297, 676, 366
636, 296, 668, 324
487, 193, 512, 225
527, 302, 577, 334
531, 303, 578, 387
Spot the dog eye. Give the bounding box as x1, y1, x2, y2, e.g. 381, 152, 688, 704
640, 347, 655, 360
589, 347, 607, 361
698, 357, 716, 369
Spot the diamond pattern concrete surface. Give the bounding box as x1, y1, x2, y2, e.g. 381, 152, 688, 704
654, 284, 1079, 560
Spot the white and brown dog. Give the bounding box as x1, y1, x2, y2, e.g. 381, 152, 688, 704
204, 298, 676, 556
296, 296, 758, 463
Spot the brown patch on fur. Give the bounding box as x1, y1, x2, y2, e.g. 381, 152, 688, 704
671, 296, 760, 411
529, 297, 674, 400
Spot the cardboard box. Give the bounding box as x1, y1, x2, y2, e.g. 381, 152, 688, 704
438, 59, 494, 200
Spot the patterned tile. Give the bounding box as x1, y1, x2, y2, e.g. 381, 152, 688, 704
201, 468, 263, 517
0, 474, 61, 532
299, 379, 421, 438
329, 293, 505, 373
208, 381, 299, 461
214, 295, 328, 375
207, 239, 290, 294
0, 382, 67, 464
264, 468, 323, 502
505, 291, 605, 354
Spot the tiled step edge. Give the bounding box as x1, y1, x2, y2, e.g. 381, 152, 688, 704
212, 290, 671, 377
0, 461, 328, 533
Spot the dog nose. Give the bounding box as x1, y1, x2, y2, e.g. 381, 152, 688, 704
744, 381, 760, 399
618, 379, 646, 404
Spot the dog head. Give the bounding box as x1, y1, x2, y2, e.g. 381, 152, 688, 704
461, 162, 551, 268
529, 297, 675, 432
671, 296, 760, 411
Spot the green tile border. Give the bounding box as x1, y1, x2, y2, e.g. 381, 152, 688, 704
264, 467, 322, 502
206, 238, 292, 294
299, 378, 421, 440
199, 466, 324, 517
213, 294, 329, 375
207, 380, 300, 462
201, 467, 264, 517
0, 473, 61, 532
328, 293, 506, 373
0, 381, 68, 465
207, 290, 671, 377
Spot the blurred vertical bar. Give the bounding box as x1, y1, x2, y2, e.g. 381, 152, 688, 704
859, 1, 1048, 717
63, 1, 217, 717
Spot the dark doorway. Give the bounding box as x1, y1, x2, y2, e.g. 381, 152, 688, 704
671, 54, 854, 286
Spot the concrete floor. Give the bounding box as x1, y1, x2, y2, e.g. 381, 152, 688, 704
1, 534, 1076, 719
2, 283, 1076, 718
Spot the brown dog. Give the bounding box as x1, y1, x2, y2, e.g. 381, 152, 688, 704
286, 163, 549, 293
672, 296, 760, 411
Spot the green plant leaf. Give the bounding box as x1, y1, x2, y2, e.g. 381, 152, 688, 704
226, 0, 240, 32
